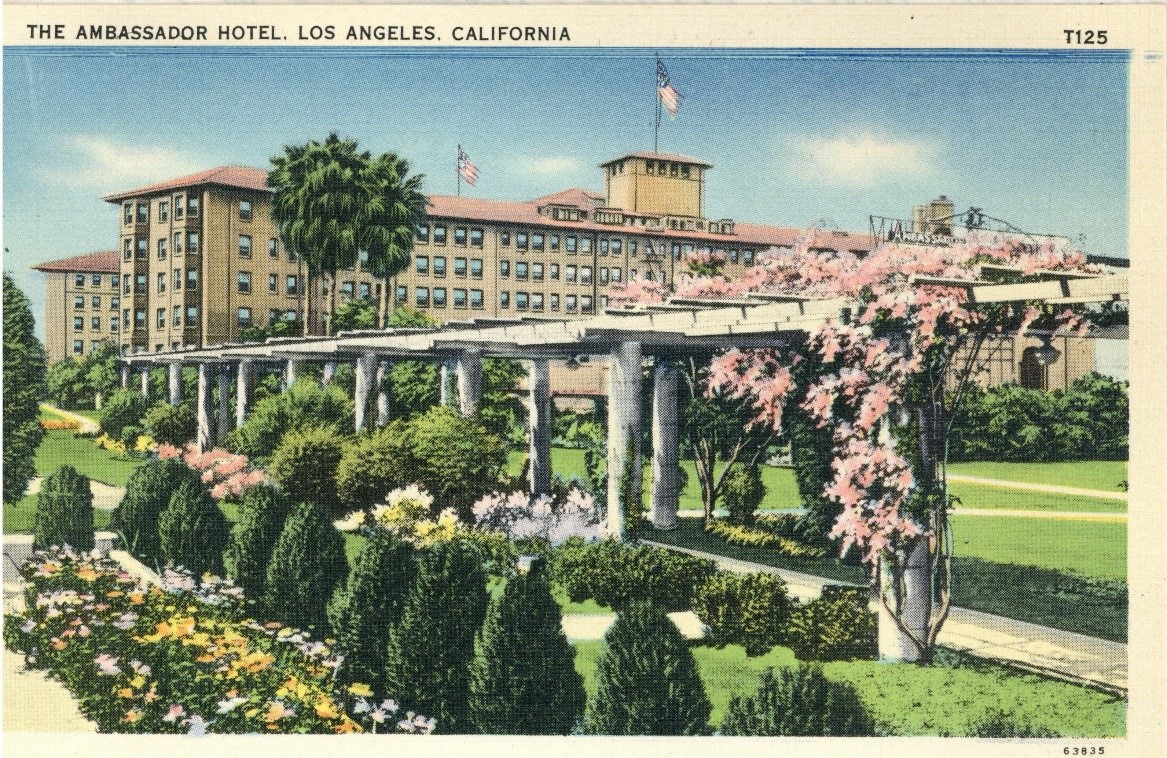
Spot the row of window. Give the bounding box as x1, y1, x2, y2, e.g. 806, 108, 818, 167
124, 270, 200, 294
73, 316, 118, 332
391, 285, 597, 314
414, 256, 484, 277
236, 308, 298, 329
121, 306, 200, 331
73, 295, 120, 310
71, 273, 119, 289
121, 194, 205, 225
72, 340, 108, 356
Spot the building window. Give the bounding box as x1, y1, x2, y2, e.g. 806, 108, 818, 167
90, 295, 101, 309
515, 292, 529, 310
549, 235, 560, 252
237, 272, 251, 294
159, 200, 169, 222
171, 269, 180, 290
137, 203, 148, 223
565, 236, 577, 254
470, 289, 484, 309
73, 295, 84, 310
135, 275, 146, 294
239, 200, 252, 220
581, 295, 594, 313
110, 317, 119, 332
499, 291, 510, 309
73, 316, 83, 331
611, 267, 623, 283
454, 257, 467, 276
683, 243, 694, 255
122, 309, 129, 328
433, 226, 447, 245
136, 239, 147, 259
237, 307, 252, 328
531, 293, 544, 312
453, 288, 467, 308
612, 239, 623, 255
239, 235, 252, 258
359, 282, 371, 299
268, 238, 279, 257
416, 287, 429, 307
111, 274, 120, 289
599, 267, 609, 284
157, 273, 166, 293
186, 196, 200, 217
110, 296, 119, 310
396, 285, 407, 303
532, 233, 544, 251
532, 262, 544, 281
743, 250, 755, 265
186, 306, 198, 327
433, 256, 447, 276
433, 288, 447, 308
550, 294, 560, 312
73, 340, 84, 355
581, 266, 593, 284
601, 296, 609, 308
123, 203, 133, 225
580, 237, 593, 253
516, 262, 528, 281
267, 274, 277, 294
566, 295, 577, 313
499, 260, 510, 278
470, 228, 483, 247
187, 233, 199, 254
174, 232, 183, 255
75, 273, 87, 288
187, 269, 199, 290
135, 309, 146, 329
174, 194, 184, 219
454, 227, 467, 246
341, 281, 354, 298
516, 232, 529, 251
415, 224, 429, 243
286, 275, 298, 295
629, 240, 638, 256
600, 239, 609, 255
90, 273, 102, 287
500, 231, 511, 247
416, 255, 429, 274
470, 258, 483, 278
123, 278, 131, 294
550, 263, 560, 280
123, 239, 132, 261
566, 265, 577, 283
157, 238, 167, 259
358, 250, 369, 271
156, 309, 165, 329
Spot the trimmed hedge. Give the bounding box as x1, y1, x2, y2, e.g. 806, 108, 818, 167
692, 571, 791, 656
267, 425, 348, 516
722, 464, 765, 525
785, 587, 877, 662
34, 465, 94, 552
263, 502, 349, 635
721, 665, 874, 736
110, 457, 204, 568
222, 484, 293, 601
157, 478, 230, 577
553, 538, 717, 612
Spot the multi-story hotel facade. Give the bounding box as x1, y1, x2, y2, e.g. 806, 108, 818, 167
32, 251, 122, 364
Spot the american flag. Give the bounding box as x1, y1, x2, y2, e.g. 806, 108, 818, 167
657, 59, 682, 118
457, 148, 479, 186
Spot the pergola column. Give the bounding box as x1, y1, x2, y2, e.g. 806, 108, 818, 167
528, 358, 551, 496
168, 362, 183, 405
120, 364, 130, 391
439, 359, 453, 407
139, 367, 149, 398
376, 360, 393, 428
196, 362, 213, 452
456, 349, 483, 417
354, 353, 378, 432
235, 360, 252, 429
651, 359, 680, 530
606, 341, 643, 539
284, 359, 299, 388
878, 541, 931, 662
322, 361, 336, 385
216, 368, 231, 443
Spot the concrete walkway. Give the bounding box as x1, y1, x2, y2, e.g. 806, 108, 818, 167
643, 540, 1127, 695
946, 473, 1127, 501
950, 507, 1126, 522
23, 477, 126, 511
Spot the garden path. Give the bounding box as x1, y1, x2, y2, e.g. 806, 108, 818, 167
23, 478, 125, 511
39, 404, 100, 435
643, 540, 1127, 695
948, 507, 1126, 522
945, 474, 1127, 501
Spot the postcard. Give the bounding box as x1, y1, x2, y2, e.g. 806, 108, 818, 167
2, 3, 1164, 757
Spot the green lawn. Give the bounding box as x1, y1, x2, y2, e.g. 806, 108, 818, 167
571, 640, 1125, 736
3, 493, 112, 533
951, 514, 1127, 582
33, 429, 144, 487
948, 482, 1124, 513
949, 460, 1128, 492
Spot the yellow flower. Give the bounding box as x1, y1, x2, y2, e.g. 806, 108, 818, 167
76, 567, 99, 582
116, 687, 135, 699
106, 590, 124, 598
347, 682, 373, 698
333, 718, 360, 734
128, 592, 145, 605
264, 701, 292, 722
123, 709, 143, 723
128, 674, 146, 689
314, 699, 339, 719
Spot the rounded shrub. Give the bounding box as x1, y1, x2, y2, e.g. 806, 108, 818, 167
157, 478, 230, 576
468, 559, 585, 734
99, 390, 150, 439
692, 571, 791, 656
267, 425, 348, 516
222, 484, 293, 601
33, 465, 94, 551
327, 529, 416, 696
383, 538, 490, 734
405, 406, 508, 519
722, 464, 765, 525
225, 378, 354, 462
262, 502, 349, 635
334, 421, 413, 511
721, 665, 874, 736
553, 538, 717, 612
110, 457, 204, 567
583, 600, 711, 735
785, 587, 878, 662
143, 402, 197, 447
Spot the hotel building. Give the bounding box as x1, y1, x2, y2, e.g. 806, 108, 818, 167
32, 250, 122, 364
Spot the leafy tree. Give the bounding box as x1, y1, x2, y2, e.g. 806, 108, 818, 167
267, 425, 349, 516
335, 420, 413, 510
83, 340, 120, 408
225, 379, 353, 462
327, 530, 416, 695
3, 273, 46, 503
721, 665, 873, 736
406, 406, 508, 519
142, 402, 197, 446
240, 316, 301, 344
722, 464, 766, 525
363, 151, 427, 327
330, 296, 379, 333
383, 308, 441, 418
583, 601, 711, 735
99, 390, 151, 439
383, 538, 489, 734
468, 560, 584, 734
33, 465, 94, 551
263, 502, 349, 634
146, 366, 197, 405
479, 358, 528, 444
157, 478, 230, 576
46, 357, 88, 409
222, 484, 293, 601
1058, 373, 1127, 460
111, 458, 203, 567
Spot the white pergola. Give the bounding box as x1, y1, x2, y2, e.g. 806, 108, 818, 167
120, 273, 1128, 538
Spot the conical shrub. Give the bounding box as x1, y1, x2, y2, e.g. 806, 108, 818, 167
34, 465, 94, 551
383, 538, 489, 734
111, 457, 202, 567
262, 502, 348, 634
158, 478, 230, 577
468, 560, 585, 734
721, 665, 873, 736
327, 529, 416, 696
583, 601, 711, 735
222, 484, 293, 601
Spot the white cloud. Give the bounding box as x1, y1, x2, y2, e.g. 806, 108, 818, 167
40, 135, 206, 192
510, 155, 583, 177
789, 134, 941, 187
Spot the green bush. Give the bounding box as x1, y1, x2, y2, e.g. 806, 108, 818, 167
722, 464, 765, 525
721, 665, 874, 736
334, 421, 413, 510
383, 538, 489, 734
157, 478, 230, 576
110, 458, 204, 568
267, 425, 349, 516
405, 406, 508, 519
262, 502, 348, 634
785, 587, 877, 662
553, 538, 717, 612
99, 390, 151, 439
4, 274, 46, 504
327, 530, 416, 697
966, 709, 1061, 738
33, 465, 94, 551
468, 559, 585, 734
143, 402, 197, 446
119, 424, 143, 450
583, 601, 711, 735
692, 571, 791, 656
225, 379, 353, 462
222, 484, 293, 601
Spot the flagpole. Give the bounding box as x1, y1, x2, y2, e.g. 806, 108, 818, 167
456, 144, 462, 197
654, 58, 662, 153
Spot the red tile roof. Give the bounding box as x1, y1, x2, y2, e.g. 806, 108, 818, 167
601, 151, 712, 168
529, 188, 606, 208
32, 251, 120, 274
103, 166, 268, 202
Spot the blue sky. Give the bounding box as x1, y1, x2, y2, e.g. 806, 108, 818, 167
3, 47, 1128, 340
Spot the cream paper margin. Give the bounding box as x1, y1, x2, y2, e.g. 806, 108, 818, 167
1, 3, 1163, 757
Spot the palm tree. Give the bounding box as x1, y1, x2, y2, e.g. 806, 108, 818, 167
361, 152, 427, 328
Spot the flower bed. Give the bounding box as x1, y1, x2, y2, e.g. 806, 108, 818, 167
41, 418, 81, 431
3, 547, 432, 734
704, 520, 826, 561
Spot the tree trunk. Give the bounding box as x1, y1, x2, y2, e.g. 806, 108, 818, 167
380, 276, 390, 328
